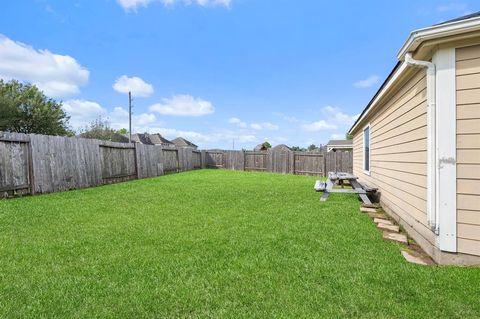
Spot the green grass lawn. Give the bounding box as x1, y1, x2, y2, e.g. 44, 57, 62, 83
0, 170, 479, 318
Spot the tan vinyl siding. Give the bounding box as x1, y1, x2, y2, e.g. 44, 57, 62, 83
352, 69, 433, 245
456, 44, 480, 256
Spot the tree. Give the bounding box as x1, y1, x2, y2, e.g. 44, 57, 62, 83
0, 80, 73, 136
307, 144, 317, 151
79, 117, 116, 141
291, 146, 306, 152
117, 128, 128, 135
345, 133, 353, 140
262, 141, 272, 149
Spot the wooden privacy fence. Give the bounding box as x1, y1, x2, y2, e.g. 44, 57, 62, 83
204, 149, 352, 176
0, 132, 203, 198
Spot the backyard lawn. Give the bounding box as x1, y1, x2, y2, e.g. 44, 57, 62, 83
0, 169, 479, 318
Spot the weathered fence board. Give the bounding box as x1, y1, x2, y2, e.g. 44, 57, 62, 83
192, 151, 202, 169
136, 144, 164, 178
224, 151, 244, 170
100, 143, 136, 184
325, 151, 353, 174
244, 151, 268, 171
271, 151, 290, 174
0, 135, 31, 195
162, 149, 180, 173
293, 152, 324, 176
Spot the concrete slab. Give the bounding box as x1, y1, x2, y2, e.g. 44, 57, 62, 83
401, 250, 428, 265
383, 232, 408, 244
373, 218, 392, 225
378, 223, 400, 232
368, 212, 386, 219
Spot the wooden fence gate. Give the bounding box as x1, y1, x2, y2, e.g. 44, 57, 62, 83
0, 136, 33, 196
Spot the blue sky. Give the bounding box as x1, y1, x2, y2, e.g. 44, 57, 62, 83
0, 0, 478, 149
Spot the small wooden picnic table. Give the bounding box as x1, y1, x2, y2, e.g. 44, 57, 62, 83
314, 172, 375, 205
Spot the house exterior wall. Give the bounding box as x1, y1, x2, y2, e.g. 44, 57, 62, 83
352, 69, 437, 250
456, 44, 480, 257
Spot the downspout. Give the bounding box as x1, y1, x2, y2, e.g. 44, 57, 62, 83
404, 52, 438, 233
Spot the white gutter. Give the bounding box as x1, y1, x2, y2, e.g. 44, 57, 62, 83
404, 53, 438, 233
398, 16, 480, 60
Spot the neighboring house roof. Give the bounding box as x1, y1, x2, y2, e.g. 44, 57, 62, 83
326, 140, 352, 147
111, 133, 130, 143
254, 143, 268, 151
172, 137, 198, 148
149, 133, 174, 145
130, 133, 153, 145
272, 144, 292, 151
349, 11, 480, 135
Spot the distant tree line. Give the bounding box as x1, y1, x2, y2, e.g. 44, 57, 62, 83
291, 144, 324, 152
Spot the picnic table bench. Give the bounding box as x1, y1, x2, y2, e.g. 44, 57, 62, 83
314, 172, 377, 205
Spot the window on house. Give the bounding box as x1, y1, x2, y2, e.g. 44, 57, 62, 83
364, 126, 370, 172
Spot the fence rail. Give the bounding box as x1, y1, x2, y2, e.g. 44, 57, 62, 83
0, 131, 352, 198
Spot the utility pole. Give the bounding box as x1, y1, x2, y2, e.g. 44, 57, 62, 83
128, 91, 132, 143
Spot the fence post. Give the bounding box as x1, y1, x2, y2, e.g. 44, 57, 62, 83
134, 143, 141, 179
27, 136, 35, 195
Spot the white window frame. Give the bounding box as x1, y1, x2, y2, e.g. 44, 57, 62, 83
363, 123, 371, 175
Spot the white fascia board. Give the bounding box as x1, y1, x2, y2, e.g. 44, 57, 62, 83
398, 16, 480, 60
433, 47, 457, 252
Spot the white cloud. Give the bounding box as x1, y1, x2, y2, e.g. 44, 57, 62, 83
117, 0, 153, 11
135, 113, 157, 125
62, 100, 107, 128
107, 106, 158, 130
62, 101, 158, 132
250, 122, 279, 131
149, 94, 214, 116
113, 75, 154, 97
274, 112, 299, 123
330, 134, 345, 140
301, 120, 337, 132
228, 117, 247, 128
354, 75, 380, 88
0, 35, 89, 98
117, 0, 231, 11
323, 106, 359, 127
436, 3, 468, 12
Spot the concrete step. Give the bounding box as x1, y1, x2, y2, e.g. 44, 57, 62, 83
360, 207, 377, 213
383, 232, 408, 244
378, 223, 400, 232
401, 250, 429, 265
368, 212, 386, 219
373, 218, 392, 225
